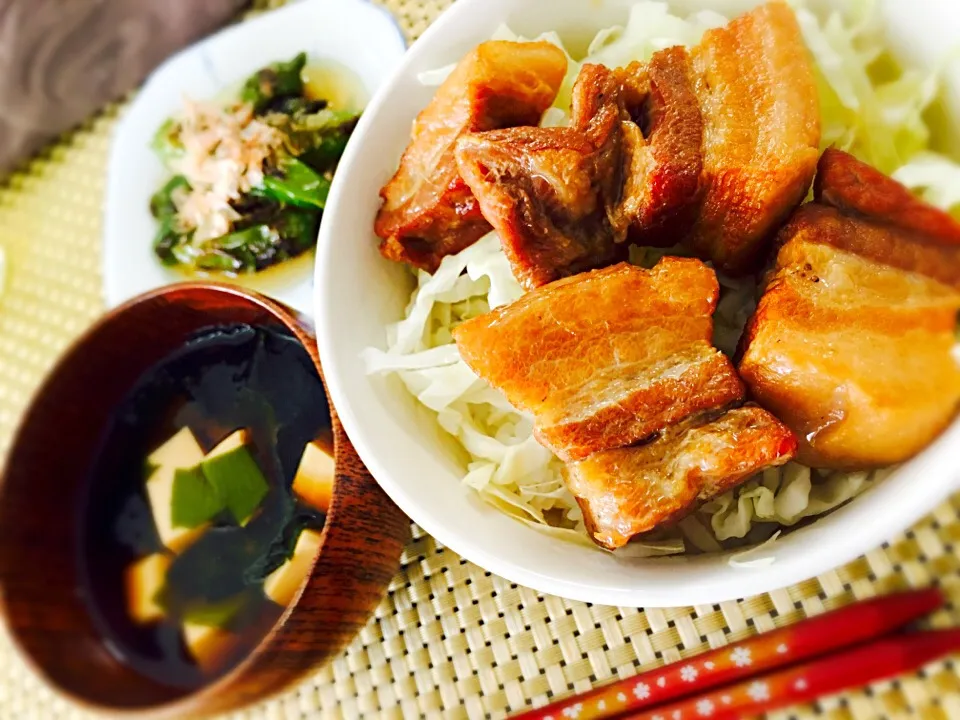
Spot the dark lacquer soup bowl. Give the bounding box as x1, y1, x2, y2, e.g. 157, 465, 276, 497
0, 283, 409, 718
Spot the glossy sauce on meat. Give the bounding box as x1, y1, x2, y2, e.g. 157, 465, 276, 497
376, 40, 567, 272
688, 0, 820, 273
740, 151, 960, 469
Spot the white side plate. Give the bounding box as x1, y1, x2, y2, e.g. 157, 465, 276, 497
104, 0, 406, 316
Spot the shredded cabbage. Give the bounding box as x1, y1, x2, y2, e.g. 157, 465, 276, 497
581, 3, 725, 69
703, 466, 874, 541
366, 1, 955, 557
893, 152, 960, 213
792, 0, 947, 173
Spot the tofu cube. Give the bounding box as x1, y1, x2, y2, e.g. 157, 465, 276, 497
263, 528, 323, 607
292, 442, 335, 513
146, 428, 208, 553
125, 553, 170, 624
148, 427, 204, 469
183, 622, 239, 673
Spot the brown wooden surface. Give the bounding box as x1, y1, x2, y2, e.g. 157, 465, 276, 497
0, 282, 409, 718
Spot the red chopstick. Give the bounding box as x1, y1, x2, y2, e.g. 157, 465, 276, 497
622, 630, 960, 720
509, 588, 943, 720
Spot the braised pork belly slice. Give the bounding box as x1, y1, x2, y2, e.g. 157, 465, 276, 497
375, 40, 567, 272
573, 52, 704, 249
539, 341, 744, 462
739, 212, 960, 469
453, 62, 633, 290
455, 49, 703, 288
453, 259, 744, 462
620, 51, 703, 247
454, 126, 627, 290
566, 405, 796, 550
688, 1, 820, 273
815, 148, 960, 245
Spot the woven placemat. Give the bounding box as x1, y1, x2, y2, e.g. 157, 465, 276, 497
1, 2, 960, 718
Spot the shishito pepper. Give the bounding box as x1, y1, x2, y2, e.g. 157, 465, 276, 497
192, 208, 320, 274
149, 175, 192, 266
259, 156, 331, 210
241, 52, 308, 114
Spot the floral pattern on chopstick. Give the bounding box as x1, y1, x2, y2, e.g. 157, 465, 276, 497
509, 589, 943, 720
626, 630, 960, 720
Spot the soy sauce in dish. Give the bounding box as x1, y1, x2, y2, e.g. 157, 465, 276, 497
78, 324, 334, 689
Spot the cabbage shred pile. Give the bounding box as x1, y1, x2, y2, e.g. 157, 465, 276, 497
364, 1, 958, 556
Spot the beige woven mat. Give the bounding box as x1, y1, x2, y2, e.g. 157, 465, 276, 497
2, 1, 960, 718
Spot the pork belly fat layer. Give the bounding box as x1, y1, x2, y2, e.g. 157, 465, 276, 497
565, 405, 797, 550
536, 341, 744, 462
689, 0, 820, 273
780, 203, 960, 291
739, 228, 960, 469
376, 40, 567, 272
815, 148, 960, 246
453, 259, 744, 461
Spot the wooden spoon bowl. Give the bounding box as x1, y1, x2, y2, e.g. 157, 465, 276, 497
0, 282, 409, 718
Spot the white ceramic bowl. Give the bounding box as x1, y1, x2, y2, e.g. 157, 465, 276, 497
316, 0, 960, 606
103, 0, 406, 316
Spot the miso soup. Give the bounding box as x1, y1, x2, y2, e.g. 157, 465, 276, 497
79, 324, 335, 689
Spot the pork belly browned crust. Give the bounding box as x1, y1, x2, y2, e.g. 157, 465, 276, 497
780, 204, 960, 291
740, 205, 960, 469
566, 405, 796, 550
454, 125, 627, 290
688, 1, 820, 273
453, 62, 633, 290
574, 53, 704, 249
815, 148, 960, 245
453, 259, 744, 461
455, 50, 703, 289
628, 48, 704, 247
375, 41, 567, 272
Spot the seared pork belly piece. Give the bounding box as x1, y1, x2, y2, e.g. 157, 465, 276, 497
740, 190, 960, 469
688, 1, 820, 273
453, 259, 744, 461
454, 62, 633, 290
455, 125, 627, 289
574, 52, 704, 249
455, 50, 703, 288
455, 2, 818, 285
780, 204, 960, 291
375, 41, 567, 272
815, 148, 960, 245
566, 405, 796, 550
